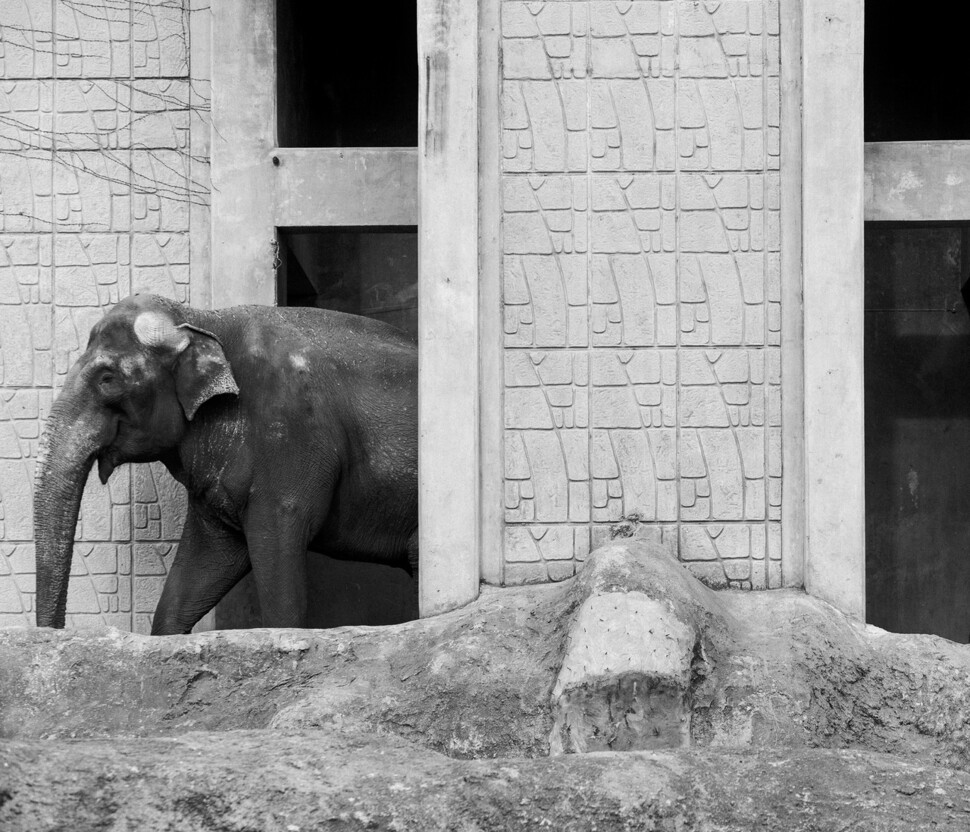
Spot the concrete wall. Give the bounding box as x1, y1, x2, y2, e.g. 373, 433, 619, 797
0, 0, 209, 630
1, 0, 793, 633
499, 1, 784, 587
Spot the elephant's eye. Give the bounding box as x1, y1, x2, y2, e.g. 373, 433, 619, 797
98, 372, 122, 399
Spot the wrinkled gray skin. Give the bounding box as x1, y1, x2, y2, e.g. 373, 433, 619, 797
34, 294, 417, 634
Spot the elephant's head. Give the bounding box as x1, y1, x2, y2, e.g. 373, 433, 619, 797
34, 295, 239, 628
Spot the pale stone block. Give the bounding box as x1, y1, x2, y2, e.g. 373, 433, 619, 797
503, 176, 588, 255
134, 575, 167, 614
72, 465, 131, 543
590, 253, 676, 346
503, 525, 585, 582
131, 80, 191, 150
55, 0, 131, 79
132, 150, 192, 232
132, 0, 189, 77
503, 39, 553, 80
502, 3, 540, 38
0, 80, 54, 150
134, 541, 176, 578
54, 151, 131, 231
503, 254, 588, 347
590, 79, 676, 172
131, 233, 190, 302
503, 430, 589, 522
591, 3, 661, 37
54, 233, 130, 310
133, 463, 187, 542
550, 589, 694, 750
0, 151, 53, 233
678, 213, 731, 255
0, 1, 54, 78
591, 175, 675, 254
590, 428, 677, 522
0, 297, 53, 388
54, 80, 131, 151
502, 81, 587, 173
680, 522, 763, 564
677, 1, 716, 36
679, 37, 729, 79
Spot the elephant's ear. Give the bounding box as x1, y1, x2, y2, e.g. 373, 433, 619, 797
173, 324, 239, 420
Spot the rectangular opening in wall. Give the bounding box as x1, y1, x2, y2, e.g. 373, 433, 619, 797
866, 3, 970, 141
865, 222, 970, 643
276, 226, 418, 340
217, 226, 419, 631
276, 0, 418, 148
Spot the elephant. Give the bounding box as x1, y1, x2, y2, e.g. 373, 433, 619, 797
33, 294, 418, 634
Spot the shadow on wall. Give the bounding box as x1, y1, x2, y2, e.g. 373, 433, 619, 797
218, 554, 418, 630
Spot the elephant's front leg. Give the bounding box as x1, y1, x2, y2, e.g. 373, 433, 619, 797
151, 502, 250, 635
243, 498, 315, 628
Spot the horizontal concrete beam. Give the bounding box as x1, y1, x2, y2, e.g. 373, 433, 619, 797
865, 141, 970, 222
272, 148, 418, 228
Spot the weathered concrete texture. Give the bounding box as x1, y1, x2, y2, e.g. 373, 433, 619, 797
5, 737, 970, 832
866, 141, 970, 222
501, 0, 786, 586
801, 0, 866, 616
3, 543, 970, 829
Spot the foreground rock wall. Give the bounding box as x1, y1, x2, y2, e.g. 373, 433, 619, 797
3, 542, 970, 829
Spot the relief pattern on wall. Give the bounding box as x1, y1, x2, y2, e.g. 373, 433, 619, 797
502, 0, 783, 587
0, 0, 208, 630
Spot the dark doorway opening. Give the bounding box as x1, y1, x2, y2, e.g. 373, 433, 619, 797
218, 227, 420, 631
864, 224, 970, 642
276, 1, 418, 148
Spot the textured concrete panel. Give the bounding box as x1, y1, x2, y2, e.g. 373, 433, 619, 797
502, 0, 783, 585
55, 0, 132, 79
0, 150, 53, 232
54, 80, 131, 151
0, 80, 53, 149
0, 1, 207, 631
0, 2, 54, 79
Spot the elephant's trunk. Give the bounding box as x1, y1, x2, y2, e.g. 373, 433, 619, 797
33, 397, 103, 628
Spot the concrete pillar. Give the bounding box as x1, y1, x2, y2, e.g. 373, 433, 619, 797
801, 0, 866, 618
210, 0, 277, 308
417, 0, 482, 615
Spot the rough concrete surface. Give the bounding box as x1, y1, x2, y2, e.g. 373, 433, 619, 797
3, 543, 970, 830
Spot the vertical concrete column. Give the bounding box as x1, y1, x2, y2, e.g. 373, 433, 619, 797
417, 0, 482, 614
478, 0, 504, 586
780, 0, 804, 588
209, 0, 276, 307
801, 0, 865, 617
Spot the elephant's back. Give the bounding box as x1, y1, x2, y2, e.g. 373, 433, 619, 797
201, 302, 417, 461
197, 304, 416, 379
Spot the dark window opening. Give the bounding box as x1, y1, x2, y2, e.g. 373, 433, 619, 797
276, 1, 418, 148
277, 227, 418, 340
865, 223, 970, 642
865, 4, 970, 141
